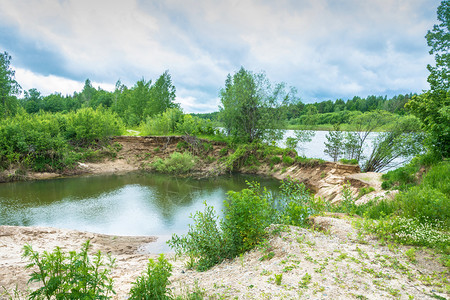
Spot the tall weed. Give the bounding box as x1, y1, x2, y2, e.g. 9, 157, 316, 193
22, 240, 116, 299
129, 254, 172, 300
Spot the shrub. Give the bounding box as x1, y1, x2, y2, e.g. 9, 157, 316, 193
356, 198, 397, 219
129, 254, 172, 300
0, 112, 68, 170
22, 240, 115, 299
422, 161, 449, 196
65, 107, 124, 146
339, 158, 358, 165
276, 179, 314, 226
270, 156, 281, 164
357, 186, 375, 198
361, 217, 449, 253
218, 147, 228, 156
282, 155, 294, 166
168, 179, 318, 271
168, 204, 227, 271
222, 182, 273, 255
151, 152, 196, 175
397, 186, 449, 227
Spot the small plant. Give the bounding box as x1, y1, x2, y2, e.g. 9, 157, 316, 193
22, 240, 116, 299
154, 146, 160, 152
218, 147, 228, 156
177, 141, 188, 150
274, 273, 283, 285
129, 254, 173, 300
357, 186, 375, 198
405, 248, 417, 262
299, 273, 312, 288
201, 142, 213, 153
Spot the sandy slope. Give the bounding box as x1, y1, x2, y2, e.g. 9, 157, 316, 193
1, 216, 448, 299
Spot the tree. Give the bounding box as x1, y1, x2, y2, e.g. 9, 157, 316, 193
324, 124, 343, 162
22, 88, 43, 113
351, 110, 394, 162
363, 116, 425, 172
219, 67, 296, 143
147, 70, 177, 116
407, 0, 450, 157
0, 52, 21, 118
112, 71, 177, 126
342, 131, 359, 160
285, 130, 315, 151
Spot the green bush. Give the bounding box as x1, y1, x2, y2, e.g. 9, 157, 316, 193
339, 158, 358, 165
422, 161, 449, 196
282, 155, 295, 166
356, 198, 397, 219
0, 113, 68, 170
361, 217, 449, 253
397, 186, 449, 226
151, 152, 197, 174
222, 182, 273, 255
168, 205, 227, 271
357, 186, 375, 198
65, 107, 124, 146
275, 179, 315, 226
129, 254, 173, 300
168, 179, 318, 271
22, 240, 115, 299
270, 156, 281, 164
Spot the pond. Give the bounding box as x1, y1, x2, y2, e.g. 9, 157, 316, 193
0, 172, 280, 251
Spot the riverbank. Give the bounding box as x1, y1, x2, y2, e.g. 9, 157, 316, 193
1, 215, 447, 299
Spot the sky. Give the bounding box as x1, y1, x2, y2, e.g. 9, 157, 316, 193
0, 0, 440, 113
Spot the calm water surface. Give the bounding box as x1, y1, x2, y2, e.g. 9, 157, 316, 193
0, 172, 280, 251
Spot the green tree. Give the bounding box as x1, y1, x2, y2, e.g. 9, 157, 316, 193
285, 130, 315, 151
0, 52, 20, 118
22, 88, 43, 113
363, 116, 425, 172
407, 0, 450, 157
351, 110, 394, 162
324, 124, 343, 162
219, 67, 296, 143
147, 70, 177, 116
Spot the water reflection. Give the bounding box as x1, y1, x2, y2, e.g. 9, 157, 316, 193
0, 172, 279, 238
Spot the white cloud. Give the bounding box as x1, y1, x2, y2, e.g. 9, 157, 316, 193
15, 67, 115, 96
0, 0, 440, 111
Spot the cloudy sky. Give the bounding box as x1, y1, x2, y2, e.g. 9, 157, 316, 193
0, 0, 440, 112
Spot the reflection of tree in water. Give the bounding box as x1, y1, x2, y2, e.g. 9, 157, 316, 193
143, 173, 280, 226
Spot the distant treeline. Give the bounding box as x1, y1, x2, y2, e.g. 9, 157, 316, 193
191, 93, 414, 126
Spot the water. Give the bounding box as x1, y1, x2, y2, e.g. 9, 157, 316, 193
0, 172, 280, 251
